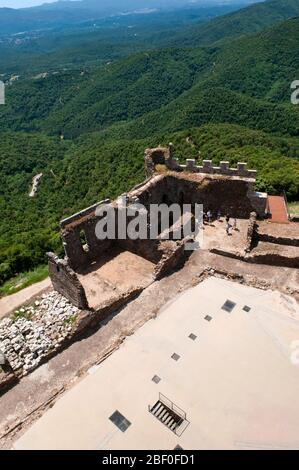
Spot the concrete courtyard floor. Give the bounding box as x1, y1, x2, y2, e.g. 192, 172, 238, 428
0, 250, 298, 449
13, 277, 299, 450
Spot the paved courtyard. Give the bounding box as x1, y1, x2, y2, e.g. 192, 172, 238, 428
14, 277, 299, 450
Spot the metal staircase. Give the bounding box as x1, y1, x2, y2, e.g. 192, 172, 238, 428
149, 393, 187, 435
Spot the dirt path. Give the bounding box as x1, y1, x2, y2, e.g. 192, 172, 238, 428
0, 278, 52, 319
29, 173, 43, 198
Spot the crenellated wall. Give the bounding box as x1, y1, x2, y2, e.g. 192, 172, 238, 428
144, 145, 257, 179
181, 159, 257, 179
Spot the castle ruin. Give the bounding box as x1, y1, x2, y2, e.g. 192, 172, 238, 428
48, 145, 275, 312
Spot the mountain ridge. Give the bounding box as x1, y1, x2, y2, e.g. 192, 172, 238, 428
167, 0, 299, 47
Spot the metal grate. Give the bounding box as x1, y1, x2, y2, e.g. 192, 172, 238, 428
109, 410, 131, 433
204, 315, 212, 322
222, 300, 236, 313
152, 375, 161, 384
171, 353, 180, 361
188, 333, 197, 341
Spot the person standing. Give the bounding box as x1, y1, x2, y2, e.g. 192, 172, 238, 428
225, 214, 231, 235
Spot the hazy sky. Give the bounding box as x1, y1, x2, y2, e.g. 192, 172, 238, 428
0, 0, 57, 7
0, 0, 242, 9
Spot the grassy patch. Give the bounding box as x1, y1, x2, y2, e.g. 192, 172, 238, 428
12, 309, 33, 321
63, 315, 77, 326
288, 201, 299, 216
155, 164, 168, 174
0, 265, 48, 298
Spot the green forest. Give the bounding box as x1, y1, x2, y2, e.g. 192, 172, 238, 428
0, 0, 298, 289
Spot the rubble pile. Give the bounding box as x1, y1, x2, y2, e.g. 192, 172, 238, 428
0, 292, 78, 374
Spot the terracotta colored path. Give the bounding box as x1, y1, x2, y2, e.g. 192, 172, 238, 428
268, 196, 289, 223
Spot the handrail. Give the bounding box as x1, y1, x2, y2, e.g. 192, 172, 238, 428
159, 392, 186, 420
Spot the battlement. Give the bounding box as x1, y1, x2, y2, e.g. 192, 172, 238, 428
182, 159, 257, 179
145, 145, 257, 180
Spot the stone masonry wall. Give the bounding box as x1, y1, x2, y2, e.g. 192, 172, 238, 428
62, 220, 113, 272
144, 145, 257, 179
48, 253, 89, 309
139, 174, 257, 218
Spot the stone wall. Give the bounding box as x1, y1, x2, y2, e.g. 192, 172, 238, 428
61, 200, 113, 272
0, 369, 17, 394
48, 253, 89, 309
247, 249, 299, 269
257, 230, 299, 247
60, 199, 110, 229
248, 191, 268, 218
144, 146, 173, 178
154, 240, 188, 280
129, 173, 258, 218
144, 145, 257, 179
75, 286, 143, 333
175, 159, 257, 179
143, 147, 267, 217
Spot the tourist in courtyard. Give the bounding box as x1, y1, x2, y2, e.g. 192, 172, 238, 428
225, 214, 231, 235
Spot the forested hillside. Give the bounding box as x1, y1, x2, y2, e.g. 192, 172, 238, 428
1, 17, 298, 137
0, 4, 240, 75
0, 0, 298, 288
169, 0, 299, 46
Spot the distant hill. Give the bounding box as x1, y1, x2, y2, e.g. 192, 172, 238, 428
169, 0, 299, 46
0, 1, 246, 36
1, 1, 298, 75
0, 4, 243, 75
18, 0, 258, 14
2, 17, 298, 138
